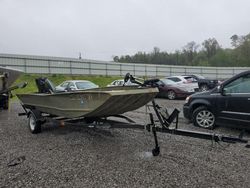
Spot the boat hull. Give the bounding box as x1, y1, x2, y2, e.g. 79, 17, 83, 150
17, 86, 158, 118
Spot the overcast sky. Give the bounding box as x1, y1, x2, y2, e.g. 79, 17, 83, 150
0, 0, 250, 61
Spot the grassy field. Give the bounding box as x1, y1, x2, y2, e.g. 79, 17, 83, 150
11, 74, 121, 98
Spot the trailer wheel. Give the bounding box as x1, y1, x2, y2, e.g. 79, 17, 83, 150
152, 147, 160, 156
28, 111, 42, 134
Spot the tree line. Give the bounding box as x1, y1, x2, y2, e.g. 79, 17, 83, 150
113, 33, 250, 67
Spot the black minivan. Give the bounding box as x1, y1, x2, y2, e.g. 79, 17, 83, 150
183, 70, 250, 129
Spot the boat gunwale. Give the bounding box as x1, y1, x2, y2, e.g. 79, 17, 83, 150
17, 87, 159, 97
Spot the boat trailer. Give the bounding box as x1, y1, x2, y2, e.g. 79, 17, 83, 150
19, 100, 249, 156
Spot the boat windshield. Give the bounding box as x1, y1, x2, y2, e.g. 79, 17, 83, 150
47, 79, 56, 90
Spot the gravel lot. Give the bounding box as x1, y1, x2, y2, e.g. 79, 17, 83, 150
0, 99, 250, 187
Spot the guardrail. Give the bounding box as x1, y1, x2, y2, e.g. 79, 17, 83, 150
0, 54, 249, 79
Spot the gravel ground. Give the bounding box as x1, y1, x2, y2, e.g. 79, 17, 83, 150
0, 99, 250, 188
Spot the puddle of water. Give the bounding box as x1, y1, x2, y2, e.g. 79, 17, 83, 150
138, 151, 153, 159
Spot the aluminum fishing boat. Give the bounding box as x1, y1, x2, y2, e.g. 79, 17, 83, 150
17, 78, 158, 118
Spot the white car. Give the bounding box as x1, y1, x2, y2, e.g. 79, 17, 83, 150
107, 79, 138, 87
55, 80, 99, 91
165, 76, 199, 92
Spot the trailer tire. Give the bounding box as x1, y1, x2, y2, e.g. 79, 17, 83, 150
152, 147, 160, 156
28, 110, 42, 134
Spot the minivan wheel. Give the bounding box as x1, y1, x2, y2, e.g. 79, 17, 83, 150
192, 106, 215, 129
167, 90, 176, 100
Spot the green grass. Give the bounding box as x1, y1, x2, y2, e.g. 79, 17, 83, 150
11, 74, 121, 99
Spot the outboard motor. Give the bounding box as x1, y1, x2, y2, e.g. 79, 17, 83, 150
124, 73, 159, 87
35, 77, 56, 94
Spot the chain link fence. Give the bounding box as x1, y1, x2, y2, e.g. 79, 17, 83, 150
0, 54, 249, 79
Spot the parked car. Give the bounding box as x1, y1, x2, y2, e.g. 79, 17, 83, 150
107, 79, 138, 87
163, 78, 197, 92
183, 70, 250, 130
166, 76, 199, 92
144, 79, 194, 100
182, 74, 220, 92
55, 80, 99, 91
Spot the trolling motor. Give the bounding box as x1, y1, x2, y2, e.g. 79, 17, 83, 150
124, 73, 141, 85
124, 73, 159, 87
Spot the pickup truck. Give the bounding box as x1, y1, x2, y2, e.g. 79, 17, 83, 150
182, 74, 220, 91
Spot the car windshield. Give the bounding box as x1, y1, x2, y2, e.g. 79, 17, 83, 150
60, 82, 69, 88
116, 80, 124, 85
161, 79, 176, 85
75, 81, 98, 89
